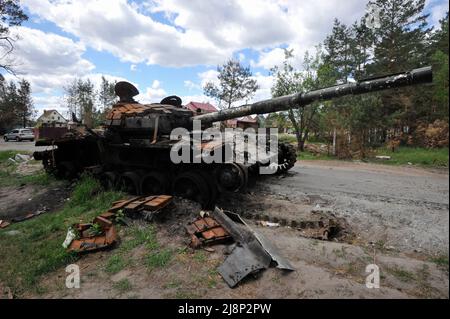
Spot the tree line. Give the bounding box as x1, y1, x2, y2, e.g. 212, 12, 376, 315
63, 76, 117, 128
0, 77, 33, 133
205, 0, 449, 155
0, 0, 32, 134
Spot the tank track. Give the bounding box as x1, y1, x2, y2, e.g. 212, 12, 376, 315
277, 143, 297, 173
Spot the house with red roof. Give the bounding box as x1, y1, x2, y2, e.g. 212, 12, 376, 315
185, 101, 218, 114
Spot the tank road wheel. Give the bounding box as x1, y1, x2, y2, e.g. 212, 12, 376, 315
118, 171, 141, 195
215, 163, 247, 192
197, 170, 218, 209
100, 171, 118, 190
276, 143, 297, 174
140, 171, 169, 195
173, 171, 212, 209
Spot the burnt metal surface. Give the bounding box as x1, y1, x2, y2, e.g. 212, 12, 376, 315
68, 217, 117, 253
34, 127, 68, 141
225, 211, 295, 271
218, 240, 272, 288
211, 208, 294, 288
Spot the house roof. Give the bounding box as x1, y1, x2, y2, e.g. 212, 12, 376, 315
239, 116, 257, 123
185, 101, 218, 113
38, 109, 67, 122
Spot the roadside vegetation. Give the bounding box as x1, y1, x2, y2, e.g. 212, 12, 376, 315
0, 150, 55, 187
279, 135, 449, 168
370, 147, 449, 168
0, 175, 123, 295
299, 146, 449, 168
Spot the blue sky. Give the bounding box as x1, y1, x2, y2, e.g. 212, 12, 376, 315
2, 0, 448, 117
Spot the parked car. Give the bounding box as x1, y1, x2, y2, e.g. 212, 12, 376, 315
3, 128, 35, 142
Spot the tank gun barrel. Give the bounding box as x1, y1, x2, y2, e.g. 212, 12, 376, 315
193, 66, 432, 124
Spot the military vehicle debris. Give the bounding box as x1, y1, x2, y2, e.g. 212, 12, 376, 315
65, 216, 118, 253
33, 67, 433, 207
186, 215, 232, 248
211, 208, 295, 288
63, 195, 174, 253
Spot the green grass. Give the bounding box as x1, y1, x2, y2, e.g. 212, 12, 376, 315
0, 150, 26, 162
0, 150, 56, 187
386, 266, 416, 283
371, 147, 449, 167
278, 134, 297, 145
430, 255, 449, 272
146, 248, 173, 270
120, 225, 159, 252
105, 255, 128, 274
0, 175, 123, 295
112, 279, 132, 293
296, 146, 448, 168
298, 150, 334, 161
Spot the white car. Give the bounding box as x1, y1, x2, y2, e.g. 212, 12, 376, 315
3, 128, 35, 142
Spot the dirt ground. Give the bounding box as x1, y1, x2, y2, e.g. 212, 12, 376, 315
21, 160, 448, 299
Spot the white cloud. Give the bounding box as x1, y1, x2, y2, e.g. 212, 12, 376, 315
22, 0, 228, 67
250, 73, 275, 103
426, 0, 449, 27
22, 0, 358, 68
179, 94, 217, 106
198, 69, 220, 87
252, 48, 286, 70
137, 79, 168, 103
184, 80, 201, 90
130, 64, 137, 71
21, 0, 447, 72
6, 26, 94, 94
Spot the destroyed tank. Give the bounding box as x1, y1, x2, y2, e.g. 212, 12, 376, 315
34, 66, 432, 208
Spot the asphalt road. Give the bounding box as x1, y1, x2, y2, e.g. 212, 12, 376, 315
268, 161, 449, 253
0, 139, 49, 153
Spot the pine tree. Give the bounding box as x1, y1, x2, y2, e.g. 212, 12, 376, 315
204, 59, 259, 109
367, 0, 432, 139
16, 79, 34, 127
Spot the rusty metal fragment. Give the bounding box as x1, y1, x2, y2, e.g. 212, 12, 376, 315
64, 195, 172, 253
67, 218, 117, 253
186, 216, 232, 248
0, 220, 10, 229
121, 195, 173, 221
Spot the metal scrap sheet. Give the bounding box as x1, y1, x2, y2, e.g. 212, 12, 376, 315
211, 208, 295, 288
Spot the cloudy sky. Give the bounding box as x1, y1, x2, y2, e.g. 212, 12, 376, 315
2, 0, 449, 117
